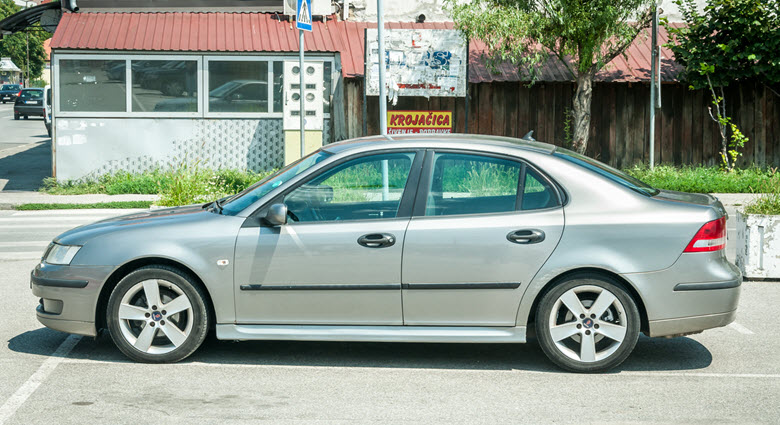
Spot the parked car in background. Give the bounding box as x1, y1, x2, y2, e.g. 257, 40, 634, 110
30, 135, 741, 372
14, 88, 45, 120
0, 84, 21, 103
43, 85, 52, 137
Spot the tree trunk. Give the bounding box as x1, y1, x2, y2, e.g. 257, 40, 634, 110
571, 71, 594, 154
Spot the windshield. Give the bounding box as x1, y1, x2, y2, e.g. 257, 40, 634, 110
221, 150, 333, 215
553, 147, 659, 197
2, 85, 20, 91
209, 81, 242, 98
19, 90, 43, 100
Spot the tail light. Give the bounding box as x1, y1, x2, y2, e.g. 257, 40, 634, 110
17, 90, 21, 97
684, 217, 726, 252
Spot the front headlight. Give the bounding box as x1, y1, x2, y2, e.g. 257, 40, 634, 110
45, 243, 81, 265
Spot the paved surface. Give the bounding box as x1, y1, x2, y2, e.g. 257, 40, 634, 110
0, 209, 778, 424
0, 192, 159, 209
0, 103, 51, 191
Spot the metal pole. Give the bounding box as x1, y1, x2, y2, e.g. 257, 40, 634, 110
649, 5, 658, 169
377, 0, 389, 201
299, 29, 305, 158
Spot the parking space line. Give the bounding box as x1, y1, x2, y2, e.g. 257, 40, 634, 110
0, 335, 82, 425
729, 322, 754, 335
59, 358, 780, 379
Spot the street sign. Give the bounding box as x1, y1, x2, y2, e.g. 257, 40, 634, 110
296, 0, 312, 32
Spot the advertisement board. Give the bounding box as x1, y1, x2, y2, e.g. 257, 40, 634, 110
366, 29, 467, 98
387, 110, 452, 134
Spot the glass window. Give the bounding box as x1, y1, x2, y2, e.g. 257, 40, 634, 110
284, 153, 414, 222
131, 60, 198, 113
521, 167, 559, 211
208, 61, 268, 113
553, 147, 658, 196
425, 153, 522, 216
273, 61, 283, 113
19, 89, 43, 100
59, 59, 126, 112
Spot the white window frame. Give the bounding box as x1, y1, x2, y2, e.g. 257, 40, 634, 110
54, 53, 203, 118
53, 52, 337, 120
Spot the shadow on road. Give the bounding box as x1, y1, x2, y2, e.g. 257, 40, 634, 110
0, 140, 51, 190
8, 328, 712, 373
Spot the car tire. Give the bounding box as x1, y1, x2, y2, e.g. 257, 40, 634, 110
106, 265, 210, 363
23, 115, 28, 120
14, 113, 19, 120
535, 274, 640, 373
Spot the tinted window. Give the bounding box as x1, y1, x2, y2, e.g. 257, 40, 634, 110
284, 153, 414, 222
2, 85, 20, 90
59, 59, 126, 112
132, 60, 198, 113
554, 147, 658, 196
425, 153, 522, 216
19, 90, 43, 100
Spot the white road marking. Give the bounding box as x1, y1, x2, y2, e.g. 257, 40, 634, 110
11, 209, 141, 216
0, 241, 50, 248
59, 358, 780, 379
0, 224, 86, 229
0, 217, 109, 223
0, 335, 82, 425
0, 252, 43, 260
729, 322, 754, 335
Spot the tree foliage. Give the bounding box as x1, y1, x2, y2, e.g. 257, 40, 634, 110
665, 0, 779, 170
0, 0, 51, 82
445, 0, 653, 154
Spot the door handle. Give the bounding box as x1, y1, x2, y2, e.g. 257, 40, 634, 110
507, 229, 545, 244
358, 233, 396, 248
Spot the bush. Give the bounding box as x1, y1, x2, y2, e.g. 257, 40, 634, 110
625, 165, 779, 193
29, 78, 48, 88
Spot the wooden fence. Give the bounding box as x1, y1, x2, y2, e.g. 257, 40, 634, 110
342, 79, 780, 169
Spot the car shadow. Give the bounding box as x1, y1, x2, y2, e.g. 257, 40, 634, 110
7, 328, 712, 373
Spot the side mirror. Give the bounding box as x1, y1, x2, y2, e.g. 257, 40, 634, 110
264, 203, 288, 226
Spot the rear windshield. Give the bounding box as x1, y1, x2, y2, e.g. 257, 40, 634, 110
2, 85, 20, 90
19, 90, 43, 100
553, 147, 659, 197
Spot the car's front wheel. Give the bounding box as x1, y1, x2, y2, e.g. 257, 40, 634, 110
106, 266, 209, 363
535, 274, 640, 373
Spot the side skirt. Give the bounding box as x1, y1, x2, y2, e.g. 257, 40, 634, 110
216, 324, 527, 343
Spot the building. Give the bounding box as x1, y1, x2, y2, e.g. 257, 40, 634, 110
0, 57, 22, 84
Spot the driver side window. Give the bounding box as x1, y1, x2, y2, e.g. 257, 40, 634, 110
284, 152, 415, 222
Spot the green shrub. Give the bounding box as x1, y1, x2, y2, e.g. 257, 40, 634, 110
625, 165, 779, 194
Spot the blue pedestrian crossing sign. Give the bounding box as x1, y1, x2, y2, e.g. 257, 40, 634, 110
296, 0, 312, 32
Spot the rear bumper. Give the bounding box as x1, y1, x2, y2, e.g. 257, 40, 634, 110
14, 105, 44, 115
623, 251, 742, 336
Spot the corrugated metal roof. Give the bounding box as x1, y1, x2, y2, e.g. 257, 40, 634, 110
51, 12, 682, 82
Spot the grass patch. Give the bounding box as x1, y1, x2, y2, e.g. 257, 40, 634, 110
624, 165, 779, 193
743, 194, 780, 215
15, 201, 153, 210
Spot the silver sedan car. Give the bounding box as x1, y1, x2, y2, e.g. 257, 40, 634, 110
31, 135, 740, 372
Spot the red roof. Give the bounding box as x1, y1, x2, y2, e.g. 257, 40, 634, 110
51, 12, 681, 83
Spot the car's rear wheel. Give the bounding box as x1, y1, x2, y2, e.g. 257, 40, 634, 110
106, 266, 209, 363
13, 113, 19, 120
535, 275, 640, 373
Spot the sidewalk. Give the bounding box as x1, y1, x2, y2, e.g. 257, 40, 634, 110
0, 191, 159, 209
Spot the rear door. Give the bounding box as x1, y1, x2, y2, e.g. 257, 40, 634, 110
401, 150, 565, 326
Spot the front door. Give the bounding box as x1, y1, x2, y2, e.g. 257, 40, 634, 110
401, 151, 565, 326
234, 151, 420, 325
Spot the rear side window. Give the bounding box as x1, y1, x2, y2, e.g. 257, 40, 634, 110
423, 153, 559, 217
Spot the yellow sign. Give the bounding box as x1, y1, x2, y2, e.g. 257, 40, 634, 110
387, 110, 452, 134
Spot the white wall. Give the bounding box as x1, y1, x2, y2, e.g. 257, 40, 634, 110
347, 0, 705, 23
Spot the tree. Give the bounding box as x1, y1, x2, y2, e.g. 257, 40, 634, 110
446, 0, 653, 154
0, 0, 50, 82
665, 0, 779, 170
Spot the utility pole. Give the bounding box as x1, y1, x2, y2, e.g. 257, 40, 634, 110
299, 28, 305, 158
649, 4, 660, 169
377, 0, 389, 201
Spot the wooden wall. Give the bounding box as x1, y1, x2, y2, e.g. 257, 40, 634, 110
343, 79, 780, 169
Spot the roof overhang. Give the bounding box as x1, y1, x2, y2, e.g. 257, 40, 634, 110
0, 1, 62, 36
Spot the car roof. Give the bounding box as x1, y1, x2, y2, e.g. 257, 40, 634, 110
21, 88, 42, 91
322, 134, 557, 155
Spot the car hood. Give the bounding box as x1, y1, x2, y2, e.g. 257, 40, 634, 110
653, 190, 727, 218
55, 205, 210, 245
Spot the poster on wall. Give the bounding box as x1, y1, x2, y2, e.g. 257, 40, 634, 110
366, 29, 467, 99
387, 111, 452, 134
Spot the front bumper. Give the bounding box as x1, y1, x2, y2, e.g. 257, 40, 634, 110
31, 262, 115, 337
624, 251, 742, 337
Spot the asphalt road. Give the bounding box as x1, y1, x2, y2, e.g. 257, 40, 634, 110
0, 102, 51, 191
0, 210, 778, 424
